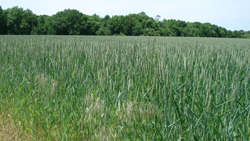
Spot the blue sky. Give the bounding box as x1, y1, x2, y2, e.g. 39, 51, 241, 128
1, 0, 250, 31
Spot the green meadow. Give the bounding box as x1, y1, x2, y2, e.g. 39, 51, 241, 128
0, 35, 250, 140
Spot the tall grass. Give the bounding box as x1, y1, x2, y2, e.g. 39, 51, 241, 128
0, 35, 250, 140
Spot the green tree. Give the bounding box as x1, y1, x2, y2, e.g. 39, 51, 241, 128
101, 15, 112, 28
50, 10, 69, 35
97, 15, 112, 35
132, 22, 144, 36
110, 15, 125, 35
122, 15, 135, 35
0, 6, 7, 34
81, 14, 101, 35
227, 30, 233, 38
160, 19, 187, 36
0, 5, 239, 37
20, 9, 37, 34
219, 27, 227, 37
125, 13, 143, 35
4, 6, 37, 35
200, 23, 212, 37
46, 9, 83, 35
6, 6, 24, 34
96, 27, 111, 35
143, 28, 159, 36
31, 15, 49, 35
65, 9, 83, 35
241, 30, 250, 38
129, 12, 156, 36
185, 22, 201, 37
0, 6, 3, 34
232, 30, 239, 38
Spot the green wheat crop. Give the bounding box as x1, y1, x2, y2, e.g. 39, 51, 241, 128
0, 35, 250, 140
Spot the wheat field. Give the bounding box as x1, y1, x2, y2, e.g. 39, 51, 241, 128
0, 35, 250, 140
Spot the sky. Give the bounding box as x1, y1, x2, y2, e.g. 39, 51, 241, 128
1, 0, 250, 31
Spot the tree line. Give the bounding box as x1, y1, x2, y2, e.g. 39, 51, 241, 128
0, 6, 249, 38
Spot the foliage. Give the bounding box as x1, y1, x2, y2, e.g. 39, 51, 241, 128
3, 6, 37, 35
0, 5, 249, 37
241, 31, 250, 38
0, 6, 7, 34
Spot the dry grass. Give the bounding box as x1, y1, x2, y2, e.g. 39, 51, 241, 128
0, 112, 34, 141
120, 101, 163, 125
80, 94, 163, 140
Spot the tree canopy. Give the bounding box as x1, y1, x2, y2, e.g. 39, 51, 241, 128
0, 6, 249, 38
